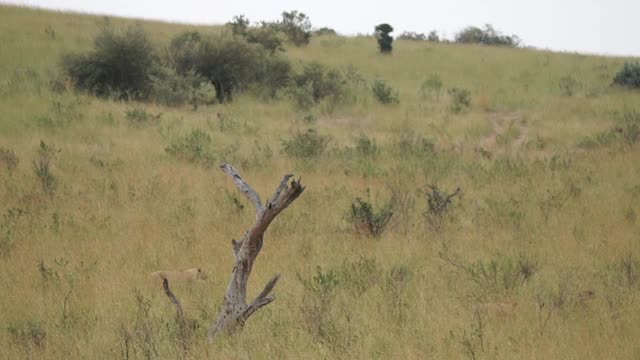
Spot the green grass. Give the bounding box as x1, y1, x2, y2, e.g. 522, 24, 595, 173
1, 4, 640, 359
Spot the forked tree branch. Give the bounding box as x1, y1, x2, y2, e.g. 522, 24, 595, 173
162, 278, 184, 320
220, 163, 264, 218
208, 164, 305, 341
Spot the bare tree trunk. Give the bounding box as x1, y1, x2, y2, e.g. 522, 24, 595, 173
208, 163, 305, 341
162, 278, 192, 352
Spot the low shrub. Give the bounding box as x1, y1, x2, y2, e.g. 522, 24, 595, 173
419, 74, 443, 100
382, 264, 412, 322
578, 123, 640, 149
372, 80, 399, 104
455, 24, 520, 47
442, 252, 539, 298
398, 31, 426, 41
149, 67, 214, 107
392, 132, 436, 157
245, 26, 286, 54
165, 129, 215, 167
226, 15, 249, 36
314, 27, 337, 36
448, 87, 472, 113
8, 320, 47, 352
348, 196, 393, 237
355, 134, 380, 157
291, 62, 345, 107
251, 55, 291, 99
424, 185, 461, 231
298, 267, 341, 345
613, 62, 640, 89
33, 140, 59, 197
125, 107, 161, 126
339, 257, 382, 296
427, 30, 440, 42
282, 129, 330, 159
558, 75, 580, 96
605, 254, 640, 290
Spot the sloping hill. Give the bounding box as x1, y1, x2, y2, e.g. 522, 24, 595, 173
1, 5, 639, 359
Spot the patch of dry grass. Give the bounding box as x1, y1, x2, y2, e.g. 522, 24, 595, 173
1, 4, 640, 359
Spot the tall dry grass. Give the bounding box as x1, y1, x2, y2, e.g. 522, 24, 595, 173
1, 4, 639, 359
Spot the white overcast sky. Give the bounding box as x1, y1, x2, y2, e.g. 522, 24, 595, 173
4, 0, 640, 56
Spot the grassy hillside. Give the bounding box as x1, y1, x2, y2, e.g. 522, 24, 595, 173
1, 5, 639, 359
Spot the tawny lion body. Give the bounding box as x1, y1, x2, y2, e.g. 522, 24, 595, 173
150, 268, 207, 286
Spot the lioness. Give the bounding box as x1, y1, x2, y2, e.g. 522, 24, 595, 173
150, 268, 207, 286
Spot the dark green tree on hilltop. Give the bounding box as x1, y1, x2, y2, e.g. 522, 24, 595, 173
374, 23, 394, 53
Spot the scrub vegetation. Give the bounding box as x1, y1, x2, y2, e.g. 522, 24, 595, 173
1, 4, 640, 359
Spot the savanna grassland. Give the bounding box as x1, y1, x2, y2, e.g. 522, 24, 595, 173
1, 5, 640, 359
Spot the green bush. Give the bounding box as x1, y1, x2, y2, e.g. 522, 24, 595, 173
374, 23, 394, 53
427, 30, 440, 42
168, 31, 202, 75
149, 67, 213, 107
448, 87, 472, 113
424, 185, 461, 231
8, 320, 47, 351
290, 83, 315, 110
33, 140, 59, 197
251, 55, 291, 99
578, 123, 640, 149
392, 132, 436, 157
226, 15, 249, 36
292, 62, 345, 106
349, 196, 393, 237
355, 134, 380, 157
125, 107, 161, 126
297, 267, 341, 346
455, 24, 520, 47
276, 10, 312, 46
282, 129, 330, 159
442, 252, 538, 298
372, 79, 399, 104
339, 257, 382, 296
62, 25, 157, 99
314, 27, 337, 36
613, 62, 640, 89
398, 31, 426, 41
245, 26, 286, 54
165, 129, 215, 167
420, 74, 443, 100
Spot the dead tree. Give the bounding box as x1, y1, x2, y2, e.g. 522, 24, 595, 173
208, 163, 305, 341
162, 278, 191, 351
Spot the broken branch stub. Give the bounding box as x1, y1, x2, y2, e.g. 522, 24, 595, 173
208, 163, 305, 341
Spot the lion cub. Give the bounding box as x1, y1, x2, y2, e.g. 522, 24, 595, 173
150, 268, 207, 287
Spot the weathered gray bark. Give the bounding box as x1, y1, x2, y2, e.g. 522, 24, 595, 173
208, 163, 305, 341
162, 278, 192, 351
162, 278, 185, 325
